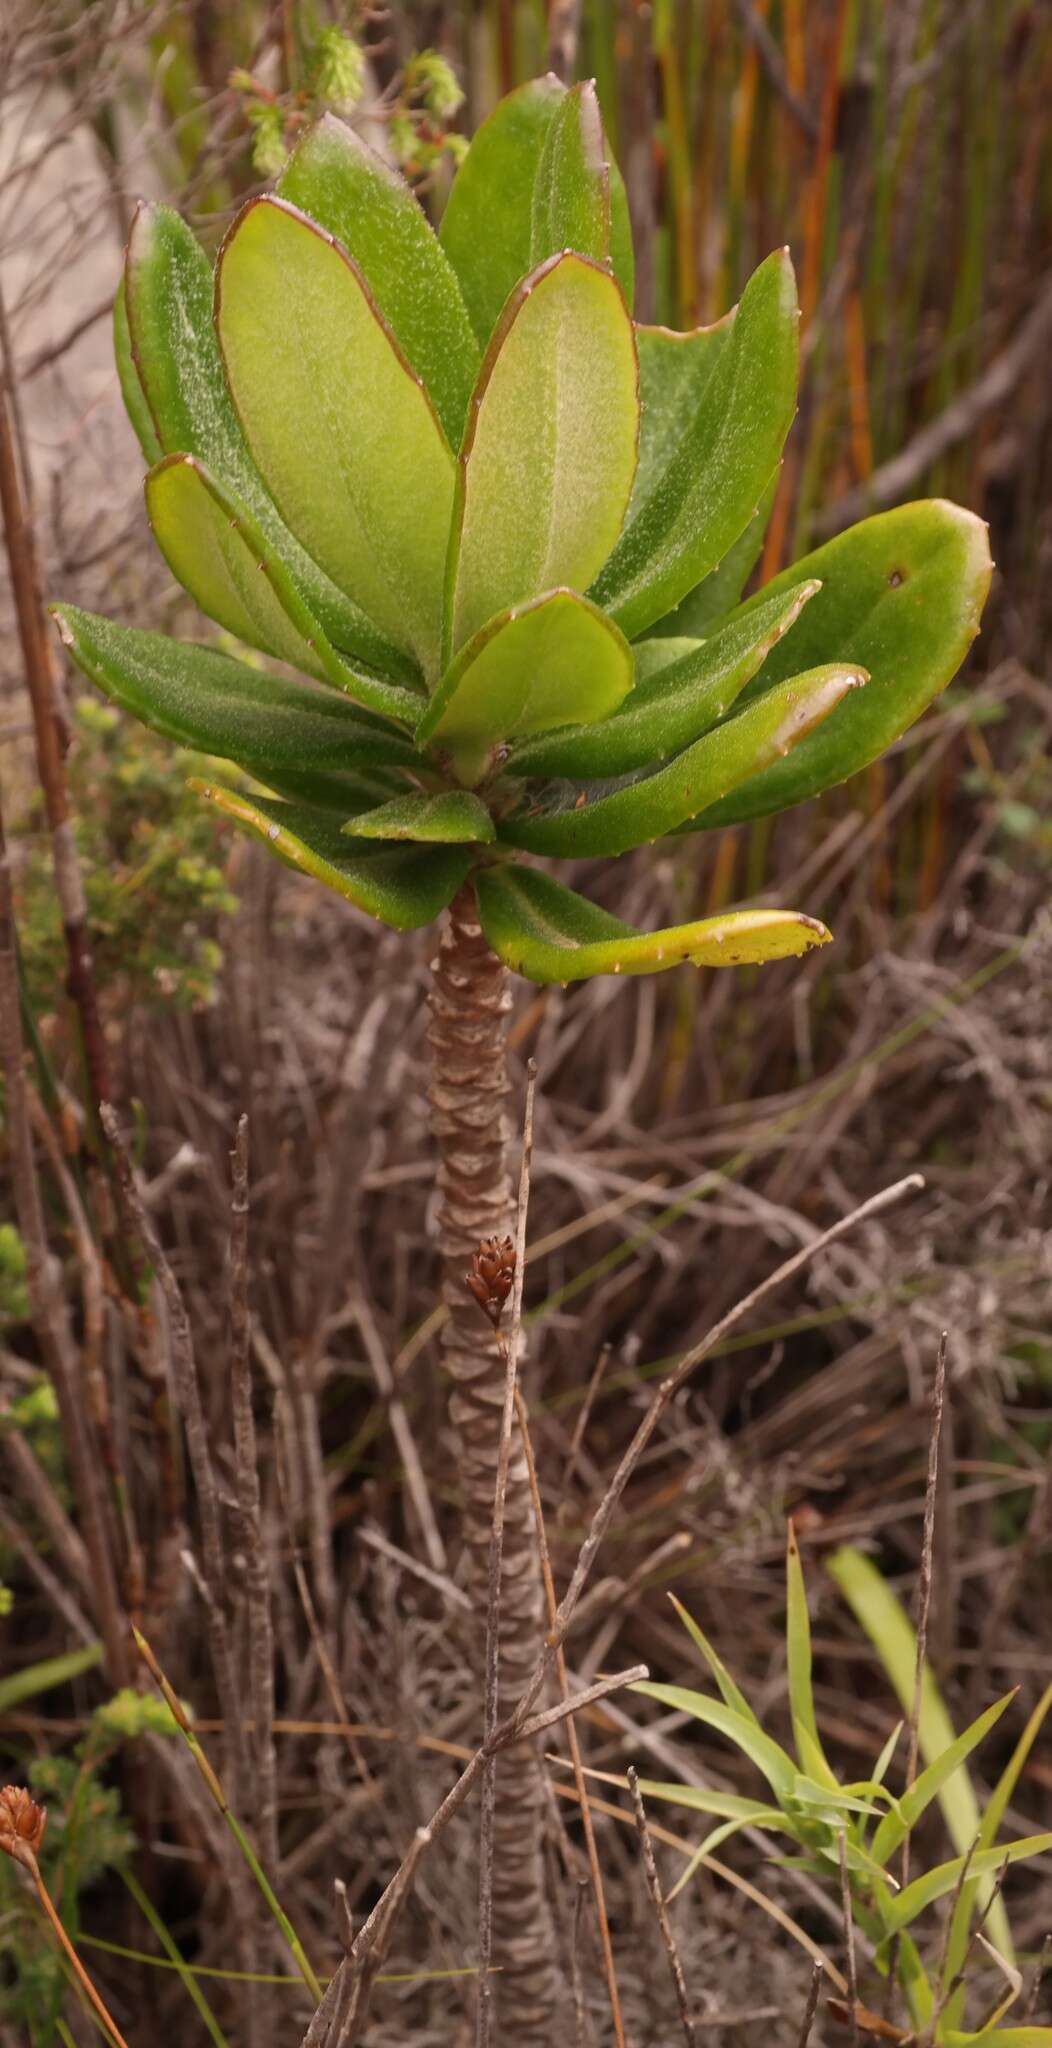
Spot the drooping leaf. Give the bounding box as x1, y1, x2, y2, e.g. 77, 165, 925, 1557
883, 1835, 1052, 1938
216, 196, 455, 677
0, 1643, 103, 1714
530, 80, 610, 269
144, 456, 423, 723
505, 579, 820, 779
627, 316, 732, 520
869, 1693, 1016, 1868
651, 474, 778, 638
419, 589, 632, 784
591, 250, 799, 638
632, 1679, 798, 1803
500, 663, 864, 857
476, 865, 830, 985
439, 76, 633, 348
51, 606, 418, 780
685, 500, 993, 828
343, 791, 495, 843
446, 252, 638, 657
941, 1683, 1052, 2024
113, 276, 161, 464
278, 112, 479, 449
192, 783, 472, 927
122, 200, 405, 677
829, 1545, 1012, 1957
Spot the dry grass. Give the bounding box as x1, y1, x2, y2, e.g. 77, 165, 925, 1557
1, 4, 1051, 2043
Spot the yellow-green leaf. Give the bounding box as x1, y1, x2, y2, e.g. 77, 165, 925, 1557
216, 196, 455, 678
447, 252, 638, 657
476, 865, 830, 984
419, 589, 632, 784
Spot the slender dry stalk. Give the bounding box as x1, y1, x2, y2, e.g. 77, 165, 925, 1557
0, 813, 128, 1683
796, 1960, 823, 2048
100, 1103, 245, 1803
351, 1288, 446, 1572
1023, 1934, 1051, 2023
627, 1766, 695, 2046
838, 1831, 860, 2045
228, 1114, 279, 1881
570, 1877, 590, 2046
904, 1334, 949, 1875
0, 278, 110, 1122
516, 1383, 628, 2048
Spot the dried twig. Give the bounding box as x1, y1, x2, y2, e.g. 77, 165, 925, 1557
1023, 1933, 1051, 2023
228, 1115, 278, 1881
838, 1832, 860, 2045
730, 0, 817, 137
904, 1334, 948, 1859
0, 816, 127, 1683
628, 1766, 695, 2045
796, 1961, 823, 2048
516, 1383, 627, 2046
101, 1104, 245, 1801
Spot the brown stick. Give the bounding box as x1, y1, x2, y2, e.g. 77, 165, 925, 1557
795, 1961, 823, 2048
101, 1104, 245, 1803
517, 1384, 628, 2048
0, 277, 110, 1122
0, 812, 127, 1684
627, 1767, 695, 2045
229, 1115, 279, 1880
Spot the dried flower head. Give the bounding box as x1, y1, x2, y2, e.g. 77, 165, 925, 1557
0, 1785, 47, 1861
466, 1235, 515, 1327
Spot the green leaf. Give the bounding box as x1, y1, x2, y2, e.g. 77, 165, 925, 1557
786, 1522, 837, 1787
684, 500, 993, 828
530, 80, 610, 268
447, 252, 638, 658
476, 865, 830, 985
419, 589, 632, 785
439, 76, 633, 348
627, 1780, 787, 1826
248, 763, 402, 813
828, 1545, 1012, 1958
499, 663, 864, 857
343, 791, 494, 843
0, 1642, 103, 1714
632, 1679, 797, 1804
123, 201, 404, 678
504, 579, 820, 780
651, 475, 778, 638
51, 605, 417, 779
591, 250, 799, 639
627, 317, 732, 521
884, 1834, 1052, 1937
216, 196, 455, 678
870, 1693, 1016, 1868
668, 1595, 765, 1729
144, 456, 422, 724
277, 113, 479, 450
944, 2034, 1052, 2046
114, 275, 161, 463
942, 1683, 1052, 2021
191, 783, 472, 928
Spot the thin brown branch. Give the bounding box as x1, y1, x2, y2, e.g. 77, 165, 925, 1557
516, 1383, 627, 2048
838, 1832, 860, 2045
100, 1104, 244, 1802
730, 0, 817, 137
228, 1115, 278, 1880
0, 813, 127, 1684
627, 1766, 696, 2046
903, 1333, 948, 1881
796, 1960, 823, 2048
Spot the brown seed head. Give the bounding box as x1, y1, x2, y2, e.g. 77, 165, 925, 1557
465, 1235, 516, 1327
0, 1785, 46, 1861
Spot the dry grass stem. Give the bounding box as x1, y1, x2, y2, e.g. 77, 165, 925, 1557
627, 1766, 696, 2045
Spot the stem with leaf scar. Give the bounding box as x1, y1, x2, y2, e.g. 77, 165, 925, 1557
427, 881, 560, 2039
